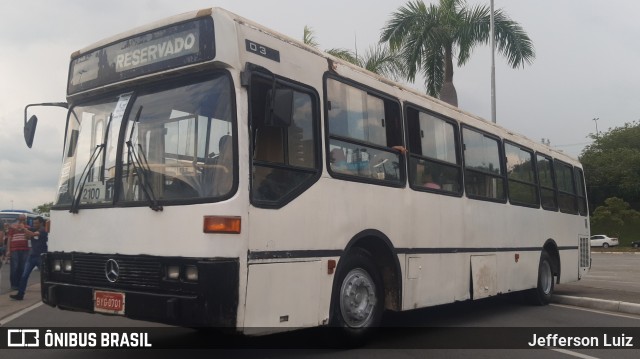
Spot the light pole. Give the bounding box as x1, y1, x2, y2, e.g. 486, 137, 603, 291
490, 0, 496, 123
593, 117, 600, 138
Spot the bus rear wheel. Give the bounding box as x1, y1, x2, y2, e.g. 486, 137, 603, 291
330, 248, 383, 341
528, 251, 554, 305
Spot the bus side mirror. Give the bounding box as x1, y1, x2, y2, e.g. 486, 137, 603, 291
22, 102, 68, 148
24, 115, 38, 148
265, 89, 293, 127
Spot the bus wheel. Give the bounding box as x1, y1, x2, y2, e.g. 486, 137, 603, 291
330, 248, 383, 340
528, 251, 554, 305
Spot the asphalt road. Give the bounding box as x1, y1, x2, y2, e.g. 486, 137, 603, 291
556, 252, 640, 304
2, 252, 640, 358
0, 260, 39, 296
3, 285, 640, 358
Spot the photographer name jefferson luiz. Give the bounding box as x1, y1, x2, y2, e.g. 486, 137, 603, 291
529, 333, 634, 347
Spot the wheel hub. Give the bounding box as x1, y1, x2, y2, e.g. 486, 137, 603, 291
540, 260, 552, 295
340, 268, 377, 328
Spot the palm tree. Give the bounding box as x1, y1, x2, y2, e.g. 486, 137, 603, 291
303, 26, 320, 48
303, 27, 403, 81
357, 45, 405, 81
380, 0, 535, 106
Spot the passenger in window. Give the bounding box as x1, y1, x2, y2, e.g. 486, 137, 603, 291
391, 145, 408, 154
214, 135, 233, 195
423, 167, 441, 190
330, 148, 353, 174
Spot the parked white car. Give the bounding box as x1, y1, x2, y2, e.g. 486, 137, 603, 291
590, 235, 619, 248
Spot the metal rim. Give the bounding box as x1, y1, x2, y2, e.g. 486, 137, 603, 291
339, 268, 377, 328
540, 260, 553, 295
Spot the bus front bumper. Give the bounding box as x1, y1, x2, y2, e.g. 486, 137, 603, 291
40, 254, 239, 328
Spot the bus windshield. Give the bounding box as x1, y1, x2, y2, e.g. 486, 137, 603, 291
56, 74, 235, 208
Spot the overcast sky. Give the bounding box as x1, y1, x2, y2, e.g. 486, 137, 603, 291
1, 0, 639, 211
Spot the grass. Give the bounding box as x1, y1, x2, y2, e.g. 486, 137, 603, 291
591, 246, 640, 253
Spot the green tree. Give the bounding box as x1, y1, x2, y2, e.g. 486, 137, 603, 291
303, 25, 319, 48
591, 197, 640, 238
356, 45, 405, 81
380, 0, 535, 105
580, 121, 640, 211
303, 27, 403, 81
32, 202, 53, 217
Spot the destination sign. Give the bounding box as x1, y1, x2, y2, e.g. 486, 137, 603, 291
68, 18, 214, 95
114, 30, 199, 73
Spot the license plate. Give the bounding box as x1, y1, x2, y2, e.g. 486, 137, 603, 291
94, 290, 125, 315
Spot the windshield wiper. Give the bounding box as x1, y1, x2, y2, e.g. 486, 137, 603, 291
70, 143, 104, 214
125, 106, 163, 211
69, 113, 113, 213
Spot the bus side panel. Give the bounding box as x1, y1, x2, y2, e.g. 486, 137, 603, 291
402, 253, 470, 309
243, 260, 324, 333
501, 204, 545, 293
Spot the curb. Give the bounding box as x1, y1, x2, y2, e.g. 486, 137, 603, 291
552, 295, 640, 316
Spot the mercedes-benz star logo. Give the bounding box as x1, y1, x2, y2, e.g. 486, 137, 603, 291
105, 259, 120, 283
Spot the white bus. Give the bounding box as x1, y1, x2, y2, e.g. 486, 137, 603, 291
0, 210, 40, 228
24, 8, 590, 337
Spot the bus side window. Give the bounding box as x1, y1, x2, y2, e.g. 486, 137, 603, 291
406, 107, 461, 195
250, 74, 320, 207
504, 142, 539, 207
556, 160, 579, 214
574, 167, 588, 216
536, 154, 558, 211
462, 127, 506, 201
254, 127, 284, 163
325, 77, 404, 184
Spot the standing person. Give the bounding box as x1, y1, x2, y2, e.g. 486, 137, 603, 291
0, 224, 6, 261
1, 224, 8, 259
10, 217, 47, 300
8, 214, 34, 290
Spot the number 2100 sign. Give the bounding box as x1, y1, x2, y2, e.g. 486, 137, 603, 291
81, 182, 106, 203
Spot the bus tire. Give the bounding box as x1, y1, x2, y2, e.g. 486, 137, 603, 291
528, 251, 554, 305
330, 248, 384, 342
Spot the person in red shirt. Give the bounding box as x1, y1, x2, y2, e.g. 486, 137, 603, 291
11, 216, 48, 300
7, 215, 35, 290
0, 225, 6, 260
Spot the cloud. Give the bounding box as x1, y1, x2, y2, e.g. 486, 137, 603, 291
2, 0, 640, 210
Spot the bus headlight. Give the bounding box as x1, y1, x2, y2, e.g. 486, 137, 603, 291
184, 265, 198, 282
167, 265, 180, 280
63, 260, 73, 272
52, 260, 62, 272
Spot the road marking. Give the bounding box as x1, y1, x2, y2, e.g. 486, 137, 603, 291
0, 302, 43, 326
551, 303, 640, 320
550, 348, 600, 359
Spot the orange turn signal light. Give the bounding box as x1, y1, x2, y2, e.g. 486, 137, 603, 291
203, 216, 241, 234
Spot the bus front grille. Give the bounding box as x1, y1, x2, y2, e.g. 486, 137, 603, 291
73, 254, 162, 289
